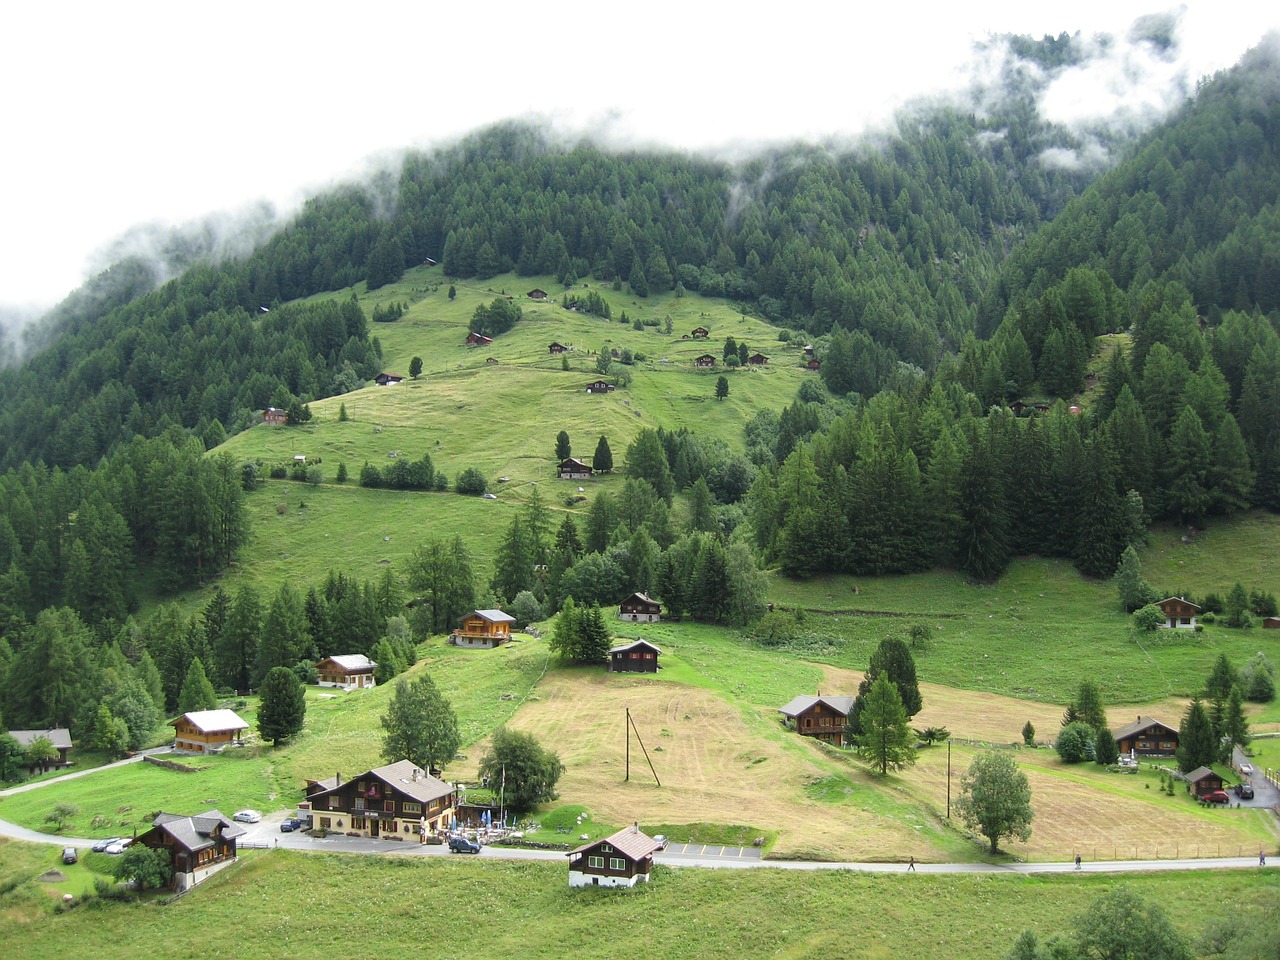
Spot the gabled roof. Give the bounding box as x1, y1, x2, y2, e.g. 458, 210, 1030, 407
1111, 716, 1176, 740
1156, 596, 1201, 610
149, 809, 245, 853
609, 639, 662, 656
559, 457, 593, 470
778, 695, 854, 718
468, 609, 516, 624
169, 709, 249, 734
8, 728, 73, 750
620, 591, 660, 607
317, 654, 377, 672
568, 823, 662, 860
1184, 766, 1221, 783
308, 760, 455, 806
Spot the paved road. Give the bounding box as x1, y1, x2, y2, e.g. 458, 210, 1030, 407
0, 747, 171, 798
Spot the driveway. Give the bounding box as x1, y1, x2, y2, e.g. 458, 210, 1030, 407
1232, 745, 1278, 811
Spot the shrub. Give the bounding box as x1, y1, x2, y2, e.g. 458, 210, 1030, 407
1055, 723, 1097, 763
455, 468, 488, 496
1132, 604, 1164, 631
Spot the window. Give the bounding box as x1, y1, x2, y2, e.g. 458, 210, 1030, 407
601, 844, 613, 853
352, 817, 366, 830
328, 797, 343, 810
403, 802, 421, 814
1160, 740, 1176, 750
588, 856, 604, 869
320, 817, 331, 829
385, 800, 395, 813
609, 857, 625, 871
355, 797, 366, 810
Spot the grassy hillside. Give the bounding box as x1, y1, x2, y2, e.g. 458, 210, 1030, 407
2, 842, 1277, 960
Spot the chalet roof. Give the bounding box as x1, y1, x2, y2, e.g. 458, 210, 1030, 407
559, 457, 592, 470
778, 695, 854, 718
620, 591, 660, 607
318, 654, 377, 673
8, 728, 73, 750
568, 823, 662, 860
470, 609, 516, 624
169, 709, 249, 734
308, 760, 455, 806
609, 639, 662, 656
1111, 716, 1175, 740
149, 809, 245, 853
695, 354, 716, 362
1184, 766, 1221, 783
1156, 596, 1201, 610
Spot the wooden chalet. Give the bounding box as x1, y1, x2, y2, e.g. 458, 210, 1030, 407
585, 380, 615, 394
315, 655, 378, 690
1184, 766, 1225, 798
802, 344, 815, 357
694, 354, 716, 368
465, 331, 494, 347
8, 728, 73, 772
450, 609, 516, 648
1111, 716, 1178, 757
136, 810, 244, 891
806, 358, 822, 370
169, 709, 249, 754
1009, 399, 1028, 415
558, 457, 594, 480
618, 592, 662, 624
1263, 616, 1280, 629
779, 694, 854, 747
608, 639, 661, 673
567, 823, 662, 888
374, 372, 404, 386
305, 760, 457, 839
747, 353, 769, 366
1156, 596, 1200, 629
528, 289, 548, 300
690, 326, 710, 339
548, 342, 567, 354
263, 406, 287, 425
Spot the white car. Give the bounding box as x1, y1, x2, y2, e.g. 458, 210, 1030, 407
104, 840, 130, 855
1239, 763, 1254, 776
233, 810, 262, 823
483, 493, 497, 499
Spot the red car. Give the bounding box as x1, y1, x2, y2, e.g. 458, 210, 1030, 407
1203, 790, 1231, 805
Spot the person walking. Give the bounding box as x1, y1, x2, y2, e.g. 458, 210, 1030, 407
1261, 850, 1267, 867
1074, 854, 1082, 870
907, 856, 915, 872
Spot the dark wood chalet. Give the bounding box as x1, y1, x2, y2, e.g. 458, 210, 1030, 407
306, 760, 458, 839
779, 694, 854, 747
558, 457, 594, 480
585, 380, 615, 394
136, 810, 245, 891
806, 357, 822, 370
263, 406, 288, 425
694, 354, 716, 367
690, 326, 710, 339
567, 824, 662, 888
169, 709, 249, 754
528, 289, 548, 300
1112, 716, 1179, 756
549, 342, 567, 354
618, 592, 662, 624
465, 331, 494, 347
1184, 766, 1225, 798
8, 728, 73, 772
1263, 616, 1280, 628
315, 654, 378, 690
374, 372, 404, 385
609, 639, 661, 673
450, 609, 516, 648
747, 353, 768, 365
1156, 596, 1200, 629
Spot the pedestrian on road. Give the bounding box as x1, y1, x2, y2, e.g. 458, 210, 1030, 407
1074, 854, 1081, 870
907, 856, 915, 872
1262, 850, 1267, 866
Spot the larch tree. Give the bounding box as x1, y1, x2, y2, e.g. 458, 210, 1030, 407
381, 674, 460, 776
855, 675, 916, 775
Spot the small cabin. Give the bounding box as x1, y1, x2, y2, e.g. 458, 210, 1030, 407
1156, 597, 1200, 629
747, 353, 768, 366
136, 810, 245, 892
618, 592, 662, 624
806, 358, 822, 371
315, 655, 378, 690
450, 609, 516, 648
567, 824, 662, 888
8, 728, 73, 772
609, 639, 661, 674
465, 332, 494, 347
1185, 766, 1225, 798
1111, 716, 1179, 757
585, 380, 615, 394
170, 709, 249, 754
375, 373, 404, 386
694, 354, 716, 368
779, 695, 853, 747
1262, 616, 1280, 629
549, 342, 567, 354
263, 407, 288, 425
528, 289, 548, 300
558, 457, 594, 480
691, 326, 710, 339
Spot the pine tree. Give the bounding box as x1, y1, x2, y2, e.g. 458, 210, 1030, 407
593, 435, 613, 473
1176, 698, 1216, 773
1113, 546, 1152, 612
257, 667, 306, 746
1094, 726, 1120, 765
1223, 684, 1250, 756
178, 657, 218, 713
1073, 681, 1107, 731
715, 375, 729, 400
555, 430, 571, 461
855, 676, 916, 774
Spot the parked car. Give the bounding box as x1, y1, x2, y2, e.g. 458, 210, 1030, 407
1235, 783, 1255, 800
62, 847, 78, 865
448, 835, 481, 854
280, 818, 302, 832
653, 835, 670, 850
1204, 790, 1231, 805
233, 809, 262, 823
91, 837, 122, 853
1238, 763, 1254, 776
104, 840, 130, 854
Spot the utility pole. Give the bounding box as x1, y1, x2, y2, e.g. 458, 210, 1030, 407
946, 739, 952, 819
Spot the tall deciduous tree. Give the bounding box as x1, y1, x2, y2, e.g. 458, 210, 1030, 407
257, 667, 306, 746
478, 727, 564, 814
855, 676, 916, 774
954, 751, 1033, 854
381, 674, 460, 776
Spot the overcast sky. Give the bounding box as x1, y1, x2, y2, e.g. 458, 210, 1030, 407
1, 1, 1276, 313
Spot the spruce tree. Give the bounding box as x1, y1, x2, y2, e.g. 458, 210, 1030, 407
555, 430, 571, 461
855, 676, 916, 774
1176, 698, 1216, 773
1094, 726, 1120, 765
593, 435, 613, 474
257, 667, 306, 746
178, 657, 218, 713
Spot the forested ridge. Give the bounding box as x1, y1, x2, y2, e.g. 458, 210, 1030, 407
1, 34, 1279, 753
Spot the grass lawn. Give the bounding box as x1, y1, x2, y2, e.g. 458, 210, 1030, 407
1, 844, 1277, 960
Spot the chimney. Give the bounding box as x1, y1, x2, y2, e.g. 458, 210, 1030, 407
633, 821, 639, 832
413, 768, 420, 782
336, 771, 342, 786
